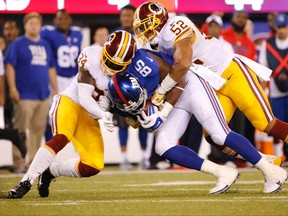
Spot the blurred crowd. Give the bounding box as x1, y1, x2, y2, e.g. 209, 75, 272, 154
0, 5, 287, 173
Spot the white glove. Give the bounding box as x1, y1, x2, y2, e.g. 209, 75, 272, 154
137, 107, 166, 133
102, 111, 114, 132
98, 95, 111, 111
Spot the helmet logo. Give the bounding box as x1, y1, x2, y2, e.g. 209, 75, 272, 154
129, 77, 140, 89
105, 33, 116, 46
149, 3, 164, 16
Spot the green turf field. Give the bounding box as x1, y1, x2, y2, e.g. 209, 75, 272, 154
0, 168, 287, 216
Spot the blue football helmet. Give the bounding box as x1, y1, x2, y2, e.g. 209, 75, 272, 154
108, 73, 147, 115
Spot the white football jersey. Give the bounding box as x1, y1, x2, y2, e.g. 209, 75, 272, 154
158, 16, 234, 76
62, 45, 109, 104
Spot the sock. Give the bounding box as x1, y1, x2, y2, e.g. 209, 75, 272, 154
162, 145, 204, 170
49, 158, 80, 178
224, 131, 261, 165
254, 157, 273, 176
122, 152, 128, 162
139, 128, 148, 149
200, 159, 222, 176
119, 127, 128, 146
21, 146, 56, 184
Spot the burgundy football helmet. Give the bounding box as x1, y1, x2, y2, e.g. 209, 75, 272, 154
133, 2, 168, 45
101, 30, 136, 76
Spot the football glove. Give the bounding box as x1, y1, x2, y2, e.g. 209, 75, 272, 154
137, 106, 166, 133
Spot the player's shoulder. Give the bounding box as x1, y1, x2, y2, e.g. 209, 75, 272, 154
70, 26, 82, 35
82, 45, 102, 56
41, 25, 56, 32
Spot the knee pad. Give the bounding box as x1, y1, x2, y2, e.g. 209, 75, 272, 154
45, 134, 69, 154
78, 161, 100, 177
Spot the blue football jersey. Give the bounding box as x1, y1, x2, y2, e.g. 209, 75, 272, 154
41, 25, 82, 77
125, 49, 160, 99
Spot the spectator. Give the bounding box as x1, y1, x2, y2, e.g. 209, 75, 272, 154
41, 9, 82, 141
267, 12, 279, 37
0, 36, 6, 52
0, 38, 26, 158
5, 12, 58, 167
259, 13, 288, 165
92, 27, 109, 47
112, 4, 149, 170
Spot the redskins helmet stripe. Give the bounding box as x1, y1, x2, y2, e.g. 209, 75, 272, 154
112, 73, 129, 106
116, 31, 132, 61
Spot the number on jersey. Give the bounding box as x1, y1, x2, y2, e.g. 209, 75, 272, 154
58, 45, 79, 68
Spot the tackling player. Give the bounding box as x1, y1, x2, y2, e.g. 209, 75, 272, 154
132, 2, 288, 192
102, 30, 287, 194
7, 40, 115, 199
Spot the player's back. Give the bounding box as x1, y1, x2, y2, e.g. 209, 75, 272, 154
158, 16, 233, 76
126, 49, 160, 98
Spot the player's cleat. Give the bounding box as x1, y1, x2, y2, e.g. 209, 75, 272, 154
263, 165, 287, 193
38, 168, 55, 197
265, 154, 282, 166
7, 180, 32, 198
209, 166, 239, 194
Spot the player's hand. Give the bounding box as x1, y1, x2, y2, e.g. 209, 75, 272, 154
137, 107, 166, 133
102, 111, 114, 132
98, 95, 110, 111
151, 88, 165, 106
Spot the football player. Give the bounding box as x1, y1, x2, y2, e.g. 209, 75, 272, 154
103, 30, 287, 194
133, 1, 288, 193
7, 32, 119, 199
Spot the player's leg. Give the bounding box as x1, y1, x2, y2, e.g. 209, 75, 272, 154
38, 107, 103, 197
7, 95, 77, 198
193, 75, 287, 193
138, 127, 149, 169
223, 59, 288, 142
156, 107, 238, 194
115, 115, 132, 170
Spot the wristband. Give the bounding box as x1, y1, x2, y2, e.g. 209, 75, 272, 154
158, 74, 178, 94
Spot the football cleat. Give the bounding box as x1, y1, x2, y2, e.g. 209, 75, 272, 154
265, 154, 282, 166
38, 168, 55, 197
263, 164, 287, 193
7, 180, 32, 198
209, 166, 239, 194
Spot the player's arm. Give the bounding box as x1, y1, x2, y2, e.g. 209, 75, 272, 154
147, 52, 186, 107
152, 28, 195, 106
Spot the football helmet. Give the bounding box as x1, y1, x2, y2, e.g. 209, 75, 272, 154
133, 2, 168, 45
101, 30, 136, 76
108, 73, 147, 115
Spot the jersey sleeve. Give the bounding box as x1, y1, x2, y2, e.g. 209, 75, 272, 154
162, 16, 195, 47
